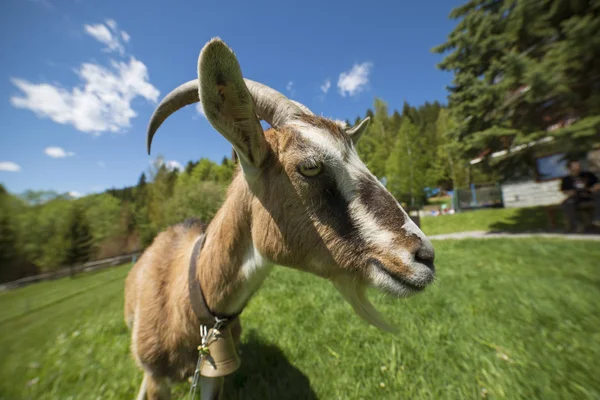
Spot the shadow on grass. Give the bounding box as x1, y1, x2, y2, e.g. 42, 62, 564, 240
488, 206, 563, 233
488, 205, 600, 234
222, 332, 317, 400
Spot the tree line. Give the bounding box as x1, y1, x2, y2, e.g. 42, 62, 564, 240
0, 100, 483, 283
0, 156, 236, 283
4, 0, 596, 282
350, 99, 486, 208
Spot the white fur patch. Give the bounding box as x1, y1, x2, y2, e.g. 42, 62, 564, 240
399, 205, 423, 238
349, 200, 395, 247
239, 245, 272, 281
369, 172, 433, 249
340, 150, 436, 290
329, 149, 402, 249
224, 245, 273, 315
288, 120, 345, 159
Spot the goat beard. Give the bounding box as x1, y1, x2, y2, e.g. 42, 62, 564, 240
332, 275, 398, 334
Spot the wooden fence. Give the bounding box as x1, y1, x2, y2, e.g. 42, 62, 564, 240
0, 252, 142, 292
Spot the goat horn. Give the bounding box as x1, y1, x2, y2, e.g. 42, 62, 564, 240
244, 79, 306, 127
146, 79, 306, 155
290, 100, 314, 116
146, 80, 197, 155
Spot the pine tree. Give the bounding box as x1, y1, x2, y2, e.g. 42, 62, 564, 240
390, 110, 403, 134
135, 173, 148, 203
137, 173, 147, 188
63, 204, 94, 277
120, 201, 136, 236
185, 161, 196, 175
0, 197, 19, 282
355, 98, 397, 179
191, 158, 216, 181
434, 109, 470, 189
433, 0, 600, 170
147, 158, 171, 231
385, 119, 431, 208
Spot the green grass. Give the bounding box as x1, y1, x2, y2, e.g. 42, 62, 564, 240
426, 196, 452, 207
1, 239, 599, 399
421, 206, 561, 236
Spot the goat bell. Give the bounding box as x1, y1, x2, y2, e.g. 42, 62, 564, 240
199, 326, 241, 377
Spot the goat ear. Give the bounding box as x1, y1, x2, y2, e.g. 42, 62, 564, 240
346, 117, 370, 145
198, 38, 269, 171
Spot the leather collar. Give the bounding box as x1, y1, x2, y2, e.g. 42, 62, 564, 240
188, 234, 240, 325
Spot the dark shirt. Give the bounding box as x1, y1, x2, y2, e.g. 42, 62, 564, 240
561, 171, 599, 201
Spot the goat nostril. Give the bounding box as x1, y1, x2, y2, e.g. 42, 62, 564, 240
415, 248, 435, 271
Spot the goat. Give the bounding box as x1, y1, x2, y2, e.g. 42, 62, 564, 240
124, 37, 436, 400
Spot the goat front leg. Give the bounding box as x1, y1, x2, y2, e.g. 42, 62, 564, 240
200, 376, 224, 400
135, 374, 148, 400
136, 372, 171, 400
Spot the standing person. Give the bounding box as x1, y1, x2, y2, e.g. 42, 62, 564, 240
560, 160, 600, 232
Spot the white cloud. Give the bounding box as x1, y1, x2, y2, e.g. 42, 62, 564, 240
10, 57, 160, 134
84, 19, 128, 55
165, 160, 183, 171
285, 81, 295, 96
337, 62, 373, 97
68, 191, 82, 198
97, 161, 106, 168
10, 19, 158, 135
44, 146, 75, 158
152, 158, 183, 172
320, 79, 331, 94
105, 19, 117, 30
0, 161, 21, 172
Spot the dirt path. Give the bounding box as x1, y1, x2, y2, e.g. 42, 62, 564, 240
429, 230, 600, 241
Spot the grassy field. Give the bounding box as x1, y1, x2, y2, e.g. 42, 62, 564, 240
1, 238, 599, 400
420, 206, 562, 236
425, 196, 452, 207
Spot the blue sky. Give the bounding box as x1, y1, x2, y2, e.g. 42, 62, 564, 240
0, 0, 462, 197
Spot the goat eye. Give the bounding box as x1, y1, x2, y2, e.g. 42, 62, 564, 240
298, 161, 323, 177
